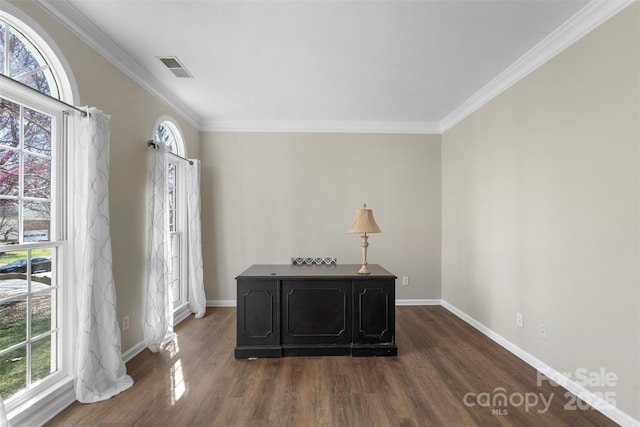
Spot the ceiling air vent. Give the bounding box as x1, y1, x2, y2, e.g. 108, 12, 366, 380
158, 56, 193, 78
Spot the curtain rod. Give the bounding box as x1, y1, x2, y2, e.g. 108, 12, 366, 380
0, 73, 88, 117
147, 140, 194, 165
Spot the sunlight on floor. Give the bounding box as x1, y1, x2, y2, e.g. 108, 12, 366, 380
168, 337, 180, 358
168, 337, 186, 405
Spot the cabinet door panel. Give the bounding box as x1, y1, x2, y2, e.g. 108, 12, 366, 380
353, 280, 395, 344
282, 280, 351, 345
237, 279, 279, 346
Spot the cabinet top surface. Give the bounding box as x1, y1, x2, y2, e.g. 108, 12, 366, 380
236, 264, 396, 280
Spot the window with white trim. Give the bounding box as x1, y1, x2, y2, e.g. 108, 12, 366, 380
154, 119, 188, 319
0, 19, 59, 97
0, 12, 72, 408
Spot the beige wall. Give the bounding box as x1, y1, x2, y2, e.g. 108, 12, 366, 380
8, 1, 200, 352
200, 132, 441, 302
442, 3, 639, 420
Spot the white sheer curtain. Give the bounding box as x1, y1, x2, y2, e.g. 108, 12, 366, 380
144, 143, 174, 352
0, 396, 9, 427
73, 108, 133, 403
186, 159, 206, 317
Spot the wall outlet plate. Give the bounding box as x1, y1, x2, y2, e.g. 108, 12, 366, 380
516, 312, 523, 328
539, 323, 547, 340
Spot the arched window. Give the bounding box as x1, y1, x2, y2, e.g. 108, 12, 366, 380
154, 119, 185, 157
153, 118, 189, 322
1, 19, 59, 97
0, 8, 75, 414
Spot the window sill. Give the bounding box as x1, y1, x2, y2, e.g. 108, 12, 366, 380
7, 375, 75, 427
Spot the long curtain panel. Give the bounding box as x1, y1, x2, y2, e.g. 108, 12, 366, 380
186, 159, 206, 317
144, 143, 174, 352
73, 108, 133, 403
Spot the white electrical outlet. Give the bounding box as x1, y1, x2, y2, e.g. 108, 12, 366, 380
402, 276, 409, 286
539, 323, 547, 340
516, 312, 523, 328
122, 315, 129, 331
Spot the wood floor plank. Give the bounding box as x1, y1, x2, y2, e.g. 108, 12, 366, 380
46, 306, 618, 427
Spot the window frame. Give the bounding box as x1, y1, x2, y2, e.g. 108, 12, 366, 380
0, 6, 78, 423
152, 117, 189, 324
0, 81, 73, 415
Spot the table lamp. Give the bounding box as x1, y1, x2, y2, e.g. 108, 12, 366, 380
348, 203, 381, 274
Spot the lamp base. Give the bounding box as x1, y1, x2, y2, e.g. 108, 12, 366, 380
358, 264, 371, 275
357, 234, 371, 274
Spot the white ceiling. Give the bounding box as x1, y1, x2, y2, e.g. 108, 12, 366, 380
37, 0, 627, 133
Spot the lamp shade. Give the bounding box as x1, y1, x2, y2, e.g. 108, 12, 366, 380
348, 204, 381, 234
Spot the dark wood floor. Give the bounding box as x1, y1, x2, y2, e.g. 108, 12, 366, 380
47, 306, 616, 426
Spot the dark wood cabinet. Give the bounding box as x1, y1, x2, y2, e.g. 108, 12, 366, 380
236, 279, 279, 353
235, 264, 397, 358
353, 280, 395, 348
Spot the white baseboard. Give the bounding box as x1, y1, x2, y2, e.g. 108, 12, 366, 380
121, 306, 193, 364
122, 340, 146, 363
440, 300, 639, 427
396, 299, 442, 306
173, 304, 192, 325
207, 299, 236, 307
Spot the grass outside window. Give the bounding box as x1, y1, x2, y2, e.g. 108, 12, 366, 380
0, 248, 55, 399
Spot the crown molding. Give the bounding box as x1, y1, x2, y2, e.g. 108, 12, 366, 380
33, 0, 634, 135
34, 0, 203, 130
201, 119, 442, 134
440, 0, 636, 133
